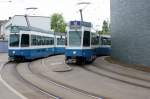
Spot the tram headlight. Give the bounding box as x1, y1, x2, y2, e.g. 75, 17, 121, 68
12, 51, 15, 54
73, 51, 76, 54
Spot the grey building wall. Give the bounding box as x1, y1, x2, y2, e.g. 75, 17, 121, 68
0, 40, 8, 53
111, 0, 150, 66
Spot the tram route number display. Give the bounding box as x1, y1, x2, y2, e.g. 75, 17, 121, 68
11, 26, 20, 33
69, 21, 92, 29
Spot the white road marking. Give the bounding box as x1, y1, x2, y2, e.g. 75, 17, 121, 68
0, 62, 28, 99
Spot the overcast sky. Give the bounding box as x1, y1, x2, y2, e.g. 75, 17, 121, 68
0, 0, 110, 30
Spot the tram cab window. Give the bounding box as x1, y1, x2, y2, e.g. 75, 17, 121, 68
69, 31, 81, 47
21, 34, 29, 47
83, 31, 90, 47
9, 34, 19, 47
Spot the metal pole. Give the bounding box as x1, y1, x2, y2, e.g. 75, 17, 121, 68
24, 15, 31, 29
79, 9, 83, 21
77, 2, 91, 22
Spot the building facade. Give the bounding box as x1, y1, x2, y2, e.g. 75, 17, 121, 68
0, 20, 8, 40
111, 0, 150, 66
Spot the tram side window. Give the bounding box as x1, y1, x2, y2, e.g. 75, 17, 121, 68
49, 37, 54, 45
44, 37, 47, 45
31, 35, 54, 46
45, 37, 49, 45
36, 36, 41, 45
83, 31, 90, 47
41, 36, 45, 45
57, 38, 65, 45
31, 35, 36, 45
91, 34, 99, 45
9, 34, 19, 47
101, 37, 111, 45
21, 34, 29, 47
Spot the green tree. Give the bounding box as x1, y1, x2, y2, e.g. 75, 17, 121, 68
50, 13, 66, 33
100, 20, 110, 35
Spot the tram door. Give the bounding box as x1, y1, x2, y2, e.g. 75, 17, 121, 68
83, 31, 90, 47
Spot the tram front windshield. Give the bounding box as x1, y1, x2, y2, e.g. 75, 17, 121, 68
9, 34, 19, 47
69, 31, 81, 47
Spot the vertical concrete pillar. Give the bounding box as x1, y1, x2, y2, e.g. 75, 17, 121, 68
111, 0, 150, 66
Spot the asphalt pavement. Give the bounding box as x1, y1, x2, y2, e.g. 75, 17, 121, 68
0, 53, 22, 99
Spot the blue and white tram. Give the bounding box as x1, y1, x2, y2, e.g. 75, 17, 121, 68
96, 35, 111, 56
65, 21, 111, 64
65, 21, 97, 64
8, 26, 55, 61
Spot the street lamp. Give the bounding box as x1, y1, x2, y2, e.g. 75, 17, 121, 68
77, 2, 91, 21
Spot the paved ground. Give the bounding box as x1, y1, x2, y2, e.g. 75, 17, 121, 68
0, 53, 150, 99
0, 53, 21, 99
30, 55, 150, 99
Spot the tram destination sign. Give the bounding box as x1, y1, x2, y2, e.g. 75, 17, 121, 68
10, 26, 20, 33
69, 21, 92, 29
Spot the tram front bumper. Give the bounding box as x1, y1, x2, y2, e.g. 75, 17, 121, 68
66, 58, 77, 64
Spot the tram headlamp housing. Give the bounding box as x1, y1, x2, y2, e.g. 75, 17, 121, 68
12, 51, 15, 54
73, 51, 76, 54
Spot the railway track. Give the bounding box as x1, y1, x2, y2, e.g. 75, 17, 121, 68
2, 62, 61, 99
92, 63, 150, 82
27, 59, 104, 99
16, 64, 61, 99
82, 64, 150, 89
1, 58, 105, 99
1, 56, 150, 99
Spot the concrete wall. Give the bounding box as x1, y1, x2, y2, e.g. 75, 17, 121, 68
0, 40, 8, 53
111, 0, 150, 66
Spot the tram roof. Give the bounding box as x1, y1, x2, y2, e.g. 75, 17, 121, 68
54, 32, 66, 36
5, 15, 51, 32
9, 25, 53, 34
